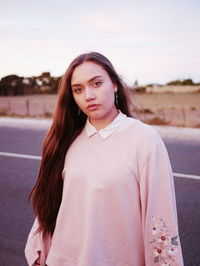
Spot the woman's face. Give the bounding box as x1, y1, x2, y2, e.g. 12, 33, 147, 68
71, 61, 118, 125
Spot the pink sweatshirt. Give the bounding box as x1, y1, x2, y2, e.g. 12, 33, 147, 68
25, 111, 184, 265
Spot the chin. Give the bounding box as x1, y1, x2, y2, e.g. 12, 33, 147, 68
88, 111, 105, 120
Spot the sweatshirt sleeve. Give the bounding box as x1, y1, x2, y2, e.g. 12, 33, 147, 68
139, 136, 184, 265
24, 217, 52, 266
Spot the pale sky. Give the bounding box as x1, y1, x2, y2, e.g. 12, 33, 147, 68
1, 0, 200, 85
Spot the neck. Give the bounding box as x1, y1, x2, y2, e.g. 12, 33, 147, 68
89, 108, 119, 130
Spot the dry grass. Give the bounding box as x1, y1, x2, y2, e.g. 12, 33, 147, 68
0, 93, 199, 128
132, 92, 200, 127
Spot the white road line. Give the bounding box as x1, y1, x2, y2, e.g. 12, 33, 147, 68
0, 151, 199, 180
173, 172, 200, 180
0, 151, 41, 160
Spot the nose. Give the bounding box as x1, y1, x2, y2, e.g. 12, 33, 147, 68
85, 87, 96, 101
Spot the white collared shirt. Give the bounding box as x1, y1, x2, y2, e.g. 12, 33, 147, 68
85, 109, 129, 139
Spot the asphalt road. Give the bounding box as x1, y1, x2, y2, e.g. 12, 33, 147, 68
0, 121, 200, 266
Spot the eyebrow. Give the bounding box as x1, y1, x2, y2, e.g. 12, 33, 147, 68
71, 75, 103, 88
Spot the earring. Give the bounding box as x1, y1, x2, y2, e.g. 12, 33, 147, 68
115, 91, 118, 106
78, 108, 81, 116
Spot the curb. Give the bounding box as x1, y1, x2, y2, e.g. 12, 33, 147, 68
0, 117, 200, 142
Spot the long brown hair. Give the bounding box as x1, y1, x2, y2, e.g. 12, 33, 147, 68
30, 52, 134, 237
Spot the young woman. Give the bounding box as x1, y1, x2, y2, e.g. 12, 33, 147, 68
25, 52, 184, 266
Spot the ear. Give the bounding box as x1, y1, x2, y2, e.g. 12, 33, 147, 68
113, 84, 118, 92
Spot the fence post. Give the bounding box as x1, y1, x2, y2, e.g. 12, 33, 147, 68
182, 107, 186, 126
26, 99, 30, 116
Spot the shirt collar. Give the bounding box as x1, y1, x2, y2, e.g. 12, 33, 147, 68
85, 110, 127, 139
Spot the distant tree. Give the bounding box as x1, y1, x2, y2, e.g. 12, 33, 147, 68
41, 72, 51, 77
52, 77, 61, 93
167, 80, 181, 85
182, 79, 194, 85
0, 75, 23, 95
167, 79, 194, 85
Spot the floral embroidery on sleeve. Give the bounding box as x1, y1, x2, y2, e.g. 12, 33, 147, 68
150, 217, 179, 265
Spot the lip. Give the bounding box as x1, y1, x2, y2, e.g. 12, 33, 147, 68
87, 104, 100, 110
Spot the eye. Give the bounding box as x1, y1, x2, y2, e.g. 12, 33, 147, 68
93, 81, 102, 87
73, 88, 82, 94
